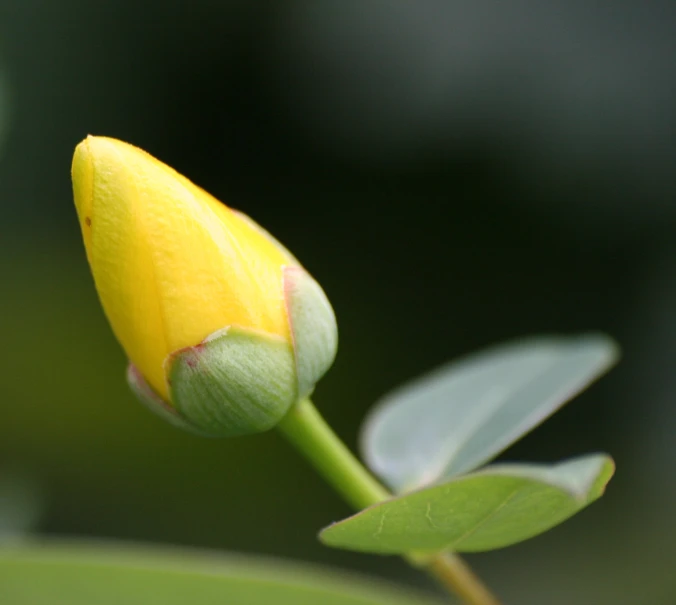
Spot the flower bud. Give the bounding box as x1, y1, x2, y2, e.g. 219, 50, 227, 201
72, 136, 337, 436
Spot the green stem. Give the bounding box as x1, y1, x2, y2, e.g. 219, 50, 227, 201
277, 398, 502, 605
426, 553, 502, 605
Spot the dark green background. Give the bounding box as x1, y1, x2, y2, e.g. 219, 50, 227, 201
0, 2, 674, 603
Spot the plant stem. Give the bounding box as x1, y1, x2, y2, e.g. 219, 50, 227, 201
425, 553, 502, 605
277, 398, 502, 605
278, 396, 389, 510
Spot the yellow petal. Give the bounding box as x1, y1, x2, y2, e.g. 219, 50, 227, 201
72, 136, 294, 400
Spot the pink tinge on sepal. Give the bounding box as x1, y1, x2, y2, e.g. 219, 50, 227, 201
282, 265, 304, 354
282, 265, 306, 397
164, 327, 233, 375
164, 342, 208, 375
281, 264, 338, 400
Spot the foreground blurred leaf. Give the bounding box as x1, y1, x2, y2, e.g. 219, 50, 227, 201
0, 541, 443, 605
361, 334, 618, 492
320, 454, 614, 555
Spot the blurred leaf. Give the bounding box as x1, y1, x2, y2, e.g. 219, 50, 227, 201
361, 334, 618, 492
320, 454, 614, 555
0, 541, 443, 605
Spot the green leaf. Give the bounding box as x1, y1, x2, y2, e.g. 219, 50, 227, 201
0, 541, 444, 605
361, 334, 618, 492
320, 454, 614, 555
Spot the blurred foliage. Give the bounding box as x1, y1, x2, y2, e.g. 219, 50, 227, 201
0, 542, 443, 605
0, 1, 675, 603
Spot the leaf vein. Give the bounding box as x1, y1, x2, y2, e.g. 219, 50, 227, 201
451, 487, 522, 548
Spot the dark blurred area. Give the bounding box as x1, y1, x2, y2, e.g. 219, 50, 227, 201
0, 1, 674, 603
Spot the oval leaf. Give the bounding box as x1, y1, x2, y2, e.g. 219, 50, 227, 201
320, 454, 614, 555
0, 542, 444, 605
361, 334, 618, 492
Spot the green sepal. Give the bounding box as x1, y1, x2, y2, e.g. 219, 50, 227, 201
126, 364, 207, 435
168, 327, 298, 437
284, 266, 338, 399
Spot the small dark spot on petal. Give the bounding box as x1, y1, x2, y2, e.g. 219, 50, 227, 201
85, 216, 92, 226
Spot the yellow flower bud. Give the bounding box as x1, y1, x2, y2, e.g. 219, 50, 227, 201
72, 136, 337, 436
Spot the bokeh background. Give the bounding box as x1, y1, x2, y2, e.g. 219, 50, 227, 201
0, 2, 675, 603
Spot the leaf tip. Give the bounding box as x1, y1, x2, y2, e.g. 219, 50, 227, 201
592, 454, 616, 499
